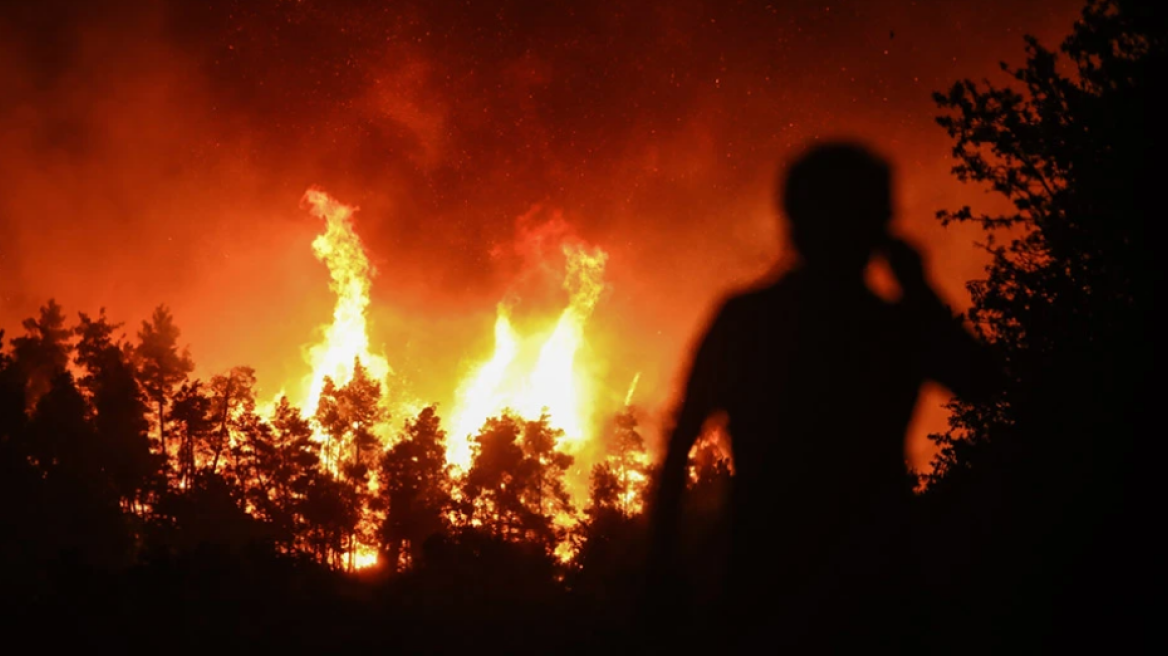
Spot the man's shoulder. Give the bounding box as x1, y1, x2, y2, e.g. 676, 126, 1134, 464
693, 279, 796, 344
720, 276, 797, 313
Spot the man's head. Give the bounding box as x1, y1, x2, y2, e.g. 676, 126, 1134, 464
780, 142, 892, 273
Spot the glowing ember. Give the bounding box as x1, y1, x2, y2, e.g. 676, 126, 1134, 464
351, 544, 380, 570
447, 244, 608, 469
624, 372, 641, 407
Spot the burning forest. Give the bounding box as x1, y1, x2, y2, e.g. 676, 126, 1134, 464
260, 185, 655, 569
2, 184, 674, 574
0, 0, 1156, 652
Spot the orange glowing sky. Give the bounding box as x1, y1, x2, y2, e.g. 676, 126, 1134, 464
0, 0, 1083, 469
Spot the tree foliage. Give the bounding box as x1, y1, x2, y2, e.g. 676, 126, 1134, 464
376, 405, 451, 571
928, 0, 1155, 487
134, 305, 194, 459
459, 412, 575, 554
923, 1, 1159, 646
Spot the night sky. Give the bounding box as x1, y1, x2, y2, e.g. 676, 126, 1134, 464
0, 0, 1083, 467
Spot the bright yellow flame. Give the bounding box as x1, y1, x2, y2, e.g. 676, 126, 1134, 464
446, 307, 520, 466
618, 467, 648, 514
553, 535, 577, 563
299, 188, 392, 418
447, 243, 608, 469
256, 387, 286, 419
348, 544, 380, 570
290, 188, 397, 571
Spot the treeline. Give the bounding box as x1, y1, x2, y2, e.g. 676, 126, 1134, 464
906, 1, 1156, 650
0, 301, 732, 649
0, 300, 734, 571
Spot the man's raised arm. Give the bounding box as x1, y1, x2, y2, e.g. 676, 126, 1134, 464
883, 236, 1003, 403
647, 301, 733, 590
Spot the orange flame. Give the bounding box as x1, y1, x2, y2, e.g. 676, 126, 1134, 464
351, 544, 380, 570
279, 193, 617, 568
298, 188, 393, 420
447, 243, 608, 469
296, 188, 395, 571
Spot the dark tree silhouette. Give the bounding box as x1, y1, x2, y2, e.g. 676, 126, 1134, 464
570, 405, 654, 599
460, 412, 574, 555
74, 311, 158, 510
169, 380, 213, 491
315, 357, 385, 479
587, 462, 622, 514
300, 468, 362, 568
314, 358, 386, 569
922, 0, 1160, 648
134, 305, 194, 464
10, 299, 71, 408
1, 304, 155, 608
260, 397, 323, 553
570, 460, 651, 621
2, 304, 128, 574
375, 405, 452, 572
606, 408, 650, 515
521, 412, 575, 535
206, 366, 258, 478
460, 413, 531, 540
224, 394, 272, 509
26, 370, 131, 567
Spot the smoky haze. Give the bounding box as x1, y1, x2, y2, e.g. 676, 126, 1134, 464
0, 0, 1081, 469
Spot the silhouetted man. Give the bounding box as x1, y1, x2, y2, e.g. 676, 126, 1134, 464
648, 142, 999, 651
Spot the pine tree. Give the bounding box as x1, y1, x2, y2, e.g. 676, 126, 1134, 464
376, 405, 452, 572
134, 305, 193, 464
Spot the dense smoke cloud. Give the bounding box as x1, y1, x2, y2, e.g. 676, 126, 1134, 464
0, 0, 1082, 468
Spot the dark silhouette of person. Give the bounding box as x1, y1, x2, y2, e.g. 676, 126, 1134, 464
647, 142, 1000, 651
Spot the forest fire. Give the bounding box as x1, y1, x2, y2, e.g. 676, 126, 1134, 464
0, 0, 1149, 650
294, 186, 614, 475
282, 187, 623, 567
